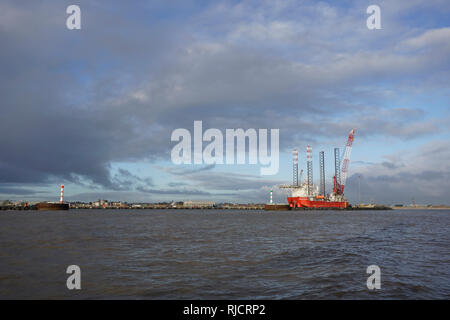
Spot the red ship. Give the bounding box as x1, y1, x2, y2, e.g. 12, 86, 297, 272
287, 196, 348, 209
281, 129, 355, 209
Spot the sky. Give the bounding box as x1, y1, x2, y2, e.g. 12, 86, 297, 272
0, 0, 449, 205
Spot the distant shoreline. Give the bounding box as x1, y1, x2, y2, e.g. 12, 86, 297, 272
391, 206, 450, 210
2, 205, 450, 211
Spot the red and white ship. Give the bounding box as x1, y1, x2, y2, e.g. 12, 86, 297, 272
281, 129, 355, 209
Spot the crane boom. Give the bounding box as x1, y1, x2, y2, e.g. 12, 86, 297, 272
340, 128, 355, 193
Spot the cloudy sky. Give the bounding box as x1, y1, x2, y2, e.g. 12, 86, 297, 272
0, 0, 449, 205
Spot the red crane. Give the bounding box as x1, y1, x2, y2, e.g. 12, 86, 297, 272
334, 129, 356, 195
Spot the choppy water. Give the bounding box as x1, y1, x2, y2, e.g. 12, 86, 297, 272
0, 209, 449, 299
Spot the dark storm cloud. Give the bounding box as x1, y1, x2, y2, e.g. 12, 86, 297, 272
135, 186, 239, 198
136, 186, 212, 196
109, 168, 154, 191
157, 164, 286, 202
353, 160, 376, 166
167, 182, 189, 187
0, 187, 44, 195
0, 0, 181, 187
191, 172, 285, 191
160, 164, 216, 176
381, 162, 401, 170
162, 168, 285, 191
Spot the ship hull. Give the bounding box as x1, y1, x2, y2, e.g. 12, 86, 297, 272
36, 203, 69, 211
287, 197, 347, 209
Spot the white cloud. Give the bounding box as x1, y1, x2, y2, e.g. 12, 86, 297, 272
400, 27, 450, 50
